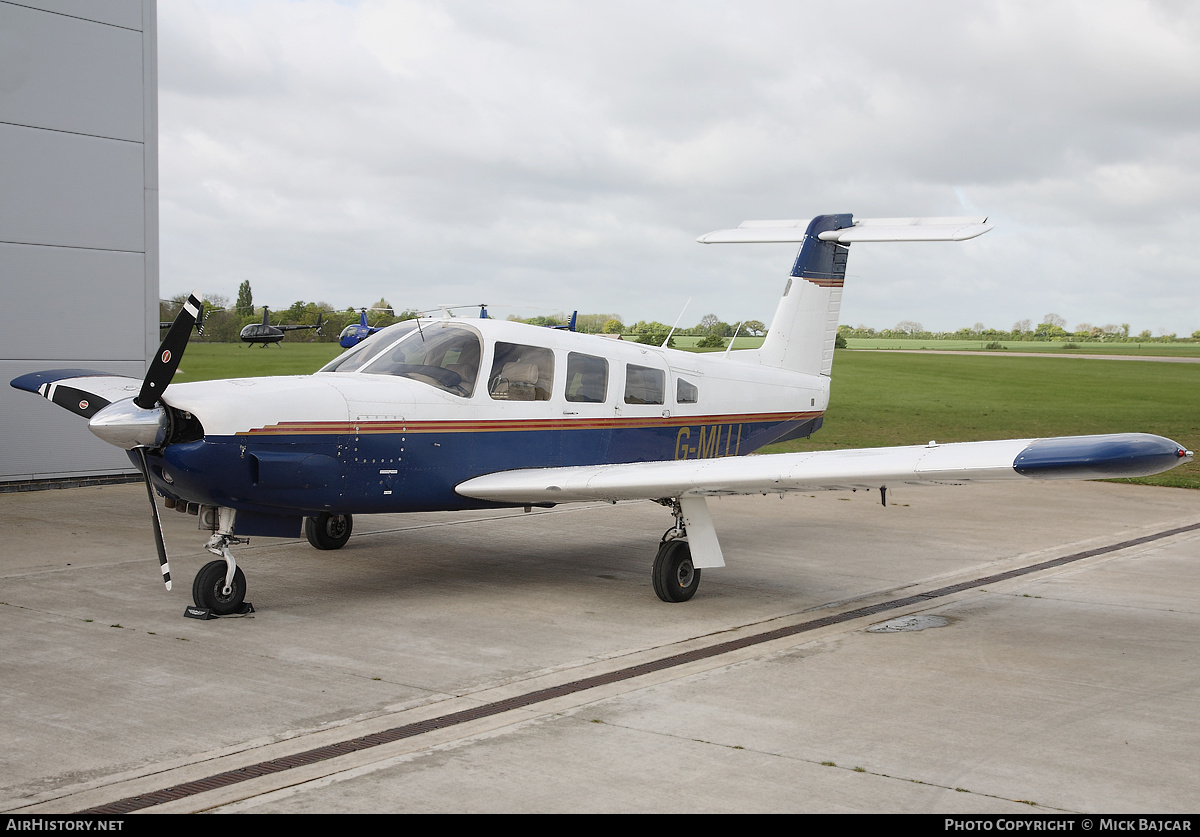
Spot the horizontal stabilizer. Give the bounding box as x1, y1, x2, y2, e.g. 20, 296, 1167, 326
698, 216, 992, 244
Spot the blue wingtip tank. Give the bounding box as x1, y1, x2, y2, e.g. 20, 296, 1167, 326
1014, 434, 1193, 479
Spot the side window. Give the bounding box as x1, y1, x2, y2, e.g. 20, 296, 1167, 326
676, 377, 698, 404
624, 364, 665, 405
488, 342, 555, 401
565, 353, 608, 403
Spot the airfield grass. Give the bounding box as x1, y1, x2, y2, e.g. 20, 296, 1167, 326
174, 342, 343, 382
667, 335, 766, 350
679, 336, 1200, 356
844, 338, 1200, 357
763, 352, 1200, 490
176, 342, 1200, 490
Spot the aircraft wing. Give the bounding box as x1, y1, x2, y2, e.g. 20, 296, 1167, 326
456, 434, 1191, 504
10, 369, 142, 419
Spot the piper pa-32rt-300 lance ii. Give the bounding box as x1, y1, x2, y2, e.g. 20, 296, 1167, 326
12, 214, 1193, 614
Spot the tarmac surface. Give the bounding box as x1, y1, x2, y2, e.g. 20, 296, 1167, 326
1, 479, 1198, 813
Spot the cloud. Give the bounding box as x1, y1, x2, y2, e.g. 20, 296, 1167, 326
158, 0, 1200, 334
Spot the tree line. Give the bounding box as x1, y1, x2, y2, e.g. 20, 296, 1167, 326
840, 313, 1200, 344
164, 286, 1197, 347
161, 285, 421, 344
162, 283, 768, 346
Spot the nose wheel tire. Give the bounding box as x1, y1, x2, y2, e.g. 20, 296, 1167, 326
652, 539, 701, 603
192, 560, 247, 615
305, 513, 353, 550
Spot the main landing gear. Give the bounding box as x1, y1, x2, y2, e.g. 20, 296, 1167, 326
305, 513, 353, 550
652, 499, 701, 603
653, 539, 700, 602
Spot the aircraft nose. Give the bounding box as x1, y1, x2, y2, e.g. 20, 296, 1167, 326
89, 398, 169, 449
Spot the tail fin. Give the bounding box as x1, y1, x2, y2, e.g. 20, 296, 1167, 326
697, 215, 992, 376
756, 213, 851, 377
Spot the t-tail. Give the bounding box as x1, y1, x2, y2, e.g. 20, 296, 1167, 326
698, 214, 994, 376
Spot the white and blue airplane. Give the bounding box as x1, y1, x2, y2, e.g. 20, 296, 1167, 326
12, 214, 1192, 614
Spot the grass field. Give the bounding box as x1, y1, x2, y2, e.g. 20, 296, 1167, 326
174, 343, 344, 382
844, 338, 1200, 357
763, 352, 1200, 489
663, 335, 766, 350
175, 342, 1200, 490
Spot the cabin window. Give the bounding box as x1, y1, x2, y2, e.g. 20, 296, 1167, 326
488, 342, 555, 401
565, 352, 608, 403
676, 377, 698, 404
358, 324, 482, 397
320, 322, 419, 373
624, 364, 665, 405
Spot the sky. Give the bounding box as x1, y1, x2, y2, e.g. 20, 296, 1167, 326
158, 0, 1200, 336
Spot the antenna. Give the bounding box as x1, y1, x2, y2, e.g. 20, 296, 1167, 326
661, 297, 691, 348
722, 321, 744, 358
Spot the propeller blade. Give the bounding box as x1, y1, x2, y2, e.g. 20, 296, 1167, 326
135, 447, 172, 591
137, 290, 202, 409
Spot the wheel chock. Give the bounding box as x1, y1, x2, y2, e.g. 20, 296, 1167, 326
184, 602, 255, 620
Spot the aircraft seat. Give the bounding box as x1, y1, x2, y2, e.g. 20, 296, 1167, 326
491, 361, 541, 401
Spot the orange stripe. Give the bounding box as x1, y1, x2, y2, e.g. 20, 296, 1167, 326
236, 411, 824, 437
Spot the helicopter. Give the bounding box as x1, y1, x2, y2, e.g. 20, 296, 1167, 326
239, 307, 324, 347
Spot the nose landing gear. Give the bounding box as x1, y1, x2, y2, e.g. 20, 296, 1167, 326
187, 525, 253, 618
192, 557, 248, 615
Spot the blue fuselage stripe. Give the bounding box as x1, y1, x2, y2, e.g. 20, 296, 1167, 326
147, 416, 822, 516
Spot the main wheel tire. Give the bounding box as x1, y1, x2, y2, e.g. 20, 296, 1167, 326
305, 513, 353, 550
652, 539, 701, 603
192, 559, 247, 615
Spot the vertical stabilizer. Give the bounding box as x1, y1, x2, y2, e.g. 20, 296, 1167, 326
754, 214, 852, 377
696, 214, 993, 376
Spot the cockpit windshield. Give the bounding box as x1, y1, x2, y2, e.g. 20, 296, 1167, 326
352, 322, 482, 397
319, 321, 420, 374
